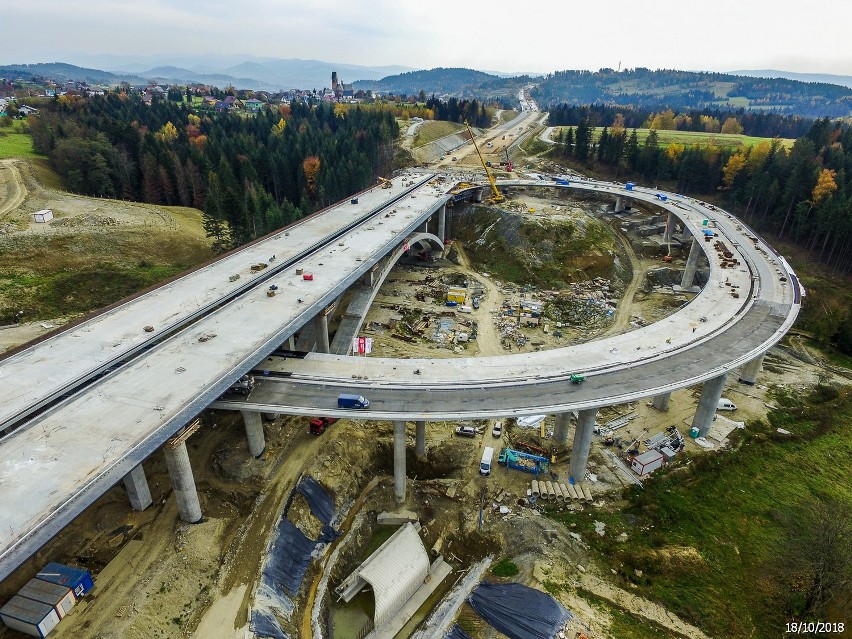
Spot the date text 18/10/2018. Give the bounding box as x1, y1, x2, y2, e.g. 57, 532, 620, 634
786, 622, 844, 634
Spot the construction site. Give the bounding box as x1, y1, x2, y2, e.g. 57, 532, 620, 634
0, 110, 844, 639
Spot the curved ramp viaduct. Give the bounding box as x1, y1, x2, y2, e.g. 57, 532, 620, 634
0, 173, 800, 581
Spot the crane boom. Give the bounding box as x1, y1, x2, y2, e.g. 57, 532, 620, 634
465, 123, 504, 203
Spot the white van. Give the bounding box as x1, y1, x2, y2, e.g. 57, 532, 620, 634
458, 306, 473, 314
717, 398, 737, 411
480, 446, 494, 475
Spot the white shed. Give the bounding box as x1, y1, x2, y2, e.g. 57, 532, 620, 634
631, 450, 665, 476
0, 595, 61, 637
31, 210, 53, 223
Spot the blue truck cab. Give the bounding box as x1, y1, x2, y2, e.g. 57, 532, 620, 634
337, 393, 370, 409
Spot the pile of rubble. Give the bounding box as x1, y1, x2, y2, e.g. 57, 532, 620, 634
544, 278, 619, 328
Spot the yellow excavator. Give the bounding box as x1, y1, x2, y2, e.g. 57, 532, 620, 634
465, 123, 504, 204
378, 177, 392, 189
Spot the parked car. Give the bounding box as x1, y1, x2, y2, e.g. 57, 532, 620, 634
492, 421, 503, 438
455, 425, 477, 438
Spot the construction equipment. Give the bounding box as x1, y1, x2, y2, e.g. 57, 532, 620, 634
505, 149, 514, 172
465, 122, 504, 204
378, 177, 392, 189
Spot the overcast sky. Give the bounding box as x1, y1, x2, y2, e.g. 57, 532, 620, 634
3, 0, 851, 76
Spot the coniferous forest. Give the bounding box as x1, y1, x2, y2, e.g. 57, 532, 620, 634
553, 117, 852, 275
27, 93, 399, 248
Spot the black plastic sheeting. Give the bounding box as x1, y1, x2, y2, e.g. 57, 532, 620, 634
317, 524, 340, 544
251, 608, 288, 639
297, 475, 337, 525
445, 624, 473, 639
467, 581, 573, 639
262, 518, 316, 596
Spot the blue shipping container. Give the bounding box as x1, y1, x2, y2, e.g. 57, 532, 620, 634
36, 563, 94, 600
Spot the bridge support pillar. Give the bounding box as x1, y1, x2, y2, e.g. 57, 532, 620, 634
314, 313, 330, 354
393, 420, 407, 504
164, 440, 202, 523
552, 412, 571, 446
241, 410, 266, 458
738, 353, 765, 385
614, 195, 624, 213
664, 212, 677, 240
123, 463, 153, 511
692, 373, 727, 437
569, 408, 598, 481
475, 188, 483, 203
681, 236, 701, 289
652, 392, 671, 412
420, 219, 429, 233
437, 205, 446, 244
361, 268, 375, 287
287, 336, 296, 351
415, 421, 426, 458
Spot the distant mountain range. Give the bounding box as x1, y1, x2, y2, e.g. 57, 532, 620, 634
1, 55, 415, 91
3, 57, 851, 119
352, 67, 532, 99
731, 69, 852, 90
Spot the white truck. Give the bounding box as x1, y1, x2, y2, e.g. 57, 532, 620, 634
717, 398, 737, 411
480, 447, 494, 475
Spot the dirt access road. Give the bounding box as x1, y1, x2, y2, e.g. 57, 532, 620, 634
0, 159, 28, 220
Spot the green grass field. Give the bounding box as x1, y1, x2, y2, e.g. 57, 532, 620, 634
0, 121, 42, 159
551, 126, 794, 149
499, 110, 519, 124
549, 385, 852, 638
411, 120, 465, 147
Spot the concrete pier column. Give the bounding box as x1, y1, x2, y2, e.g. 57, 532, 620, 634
552, 412, 571, 446
393, 420, 407, 504
241, 410, 266, 458
361, 268, 375, 287
123, 463, 153, 511
164, 440, 202, 523
314, 313, 330, 354
691, 373, 727, 437
652, 392, 671, 412
738, 353, 765, 385
614, 195, 624, 212
420, 218, 429, 233
287, 336, 296, 351
415, 421, 426, 458
475, 188, 483, 203
437, 205, 446, 243
681, 236, 701, 289
569, 408, 598, 481
664, 212, 677, 240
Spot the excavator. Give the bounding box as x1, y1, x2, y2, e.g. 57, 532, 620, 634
465, 122, 504, 204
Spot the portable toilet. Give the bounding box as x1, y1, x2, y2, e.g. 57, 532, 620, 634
0, 595, 61, 637
36, 563, 94, 600
625, 182, 635, 191
17, 579, 75, 619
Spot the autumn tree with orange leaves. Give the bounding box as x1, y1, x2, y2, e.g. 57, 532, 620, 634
303, 156, 321, 199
